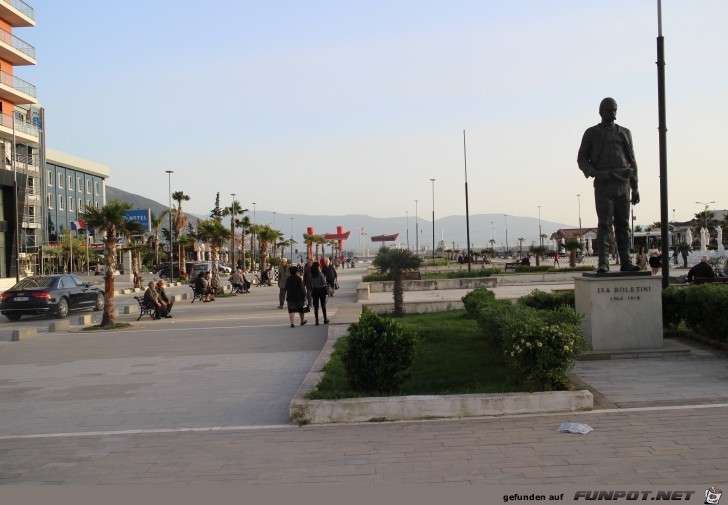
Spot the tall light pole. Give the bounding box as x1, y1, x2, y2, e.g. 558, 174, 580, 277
290, 217, 294, 262
406, 210, 409, 250
252, 202, 257, 269
463, 130, 472, 271
657, 0, 670, 288
504, 214, 509, 255
576, 194, 582, 240
230, 193, 236, 268
165, 170, 174, 281
430, 178, 436, 261
415, 199, 419, 255
538, 205, 542, 246
695, 201, 715, 231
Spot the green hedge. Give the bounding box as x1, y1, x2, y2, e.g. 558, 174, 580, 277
514, 265, 596, 273
445, 268, 500, 279
518, 289, 575, 311
342, 309, 419, 392
461, 287, 587, 390
661, 285, 728, 342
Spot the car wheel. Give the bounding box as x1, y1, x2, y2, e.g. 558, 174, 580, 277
94, 293, 105, 311
56, 297, 69, 319
6, 313, 21, 321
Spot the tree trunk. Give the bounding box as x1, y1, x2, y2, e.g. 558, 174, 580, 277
132, 249, 143, 289
393, 271, 405, 317
101, 233, 117, 326
569, 251, 576, 268
211, 245, 220, 293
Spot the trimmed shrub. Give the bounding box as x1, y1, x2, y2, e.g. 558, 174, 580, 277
342, 309, 419, 392
661, 286, 687, 329
362, 272, 390, 282
462, 287, 496, 318
503, 311, 587, 391
518, 289, 575, 311
682, 284, 728, 343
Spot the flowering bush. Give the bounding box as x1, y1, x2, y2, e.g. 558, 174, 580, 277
503, 313, 588, 391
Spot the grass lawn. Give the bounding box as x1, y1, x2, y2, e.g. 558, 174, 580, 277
307, 310, 532, 399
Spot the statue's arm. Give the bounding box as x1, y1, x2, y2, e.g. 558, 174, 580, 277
577, 129, 595, 178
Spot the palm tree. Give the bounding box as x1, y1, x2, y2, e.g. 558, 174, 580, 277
517, 237, 525, 258
172, 191, 190, 279
372, 246, 423, 317
222, 200, 248, 269
150, 210, 169, 266
196, 219, 232, 290
303, 233, 316, 259
256, 225, 281, 271
81, 201, 144, 326
530, 244, 548, 266
313, 234, 327, 261
563, 238, 583, 268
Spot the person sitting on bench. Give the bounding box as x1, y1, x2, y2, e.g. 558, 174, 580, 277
156, 279, 173, 318
229, 269, 248, 293
143, 281, 165, 319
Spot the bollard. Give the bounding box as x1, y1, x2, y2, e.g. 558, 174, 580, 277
11, 327, 37, 341
49, 320, 71, 332
77, 315, 94, 325
123, 305, 138, 314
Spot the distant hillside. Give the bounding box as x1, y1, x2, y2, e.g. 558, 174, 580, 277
105, 186, 574, 251
106, 186, 200, 225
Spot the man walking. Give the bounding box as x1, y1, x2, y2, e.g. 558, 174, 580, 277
277, 258, 290, 309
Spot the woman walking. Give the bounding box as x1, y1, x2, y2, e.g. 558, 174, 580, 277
285, 266, 308, 327
310, 261, 330, 325
648, 240, 661, 276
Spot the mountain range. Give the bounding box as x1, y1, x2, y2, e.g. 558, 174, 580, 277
106, 186, 574, 252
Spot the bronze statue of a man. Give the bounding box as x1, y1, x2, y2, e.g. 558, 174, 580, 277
577, 97, 641, 273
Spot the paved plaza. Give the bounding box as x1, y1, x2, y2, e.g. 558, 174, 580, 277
0, 265, 727, 484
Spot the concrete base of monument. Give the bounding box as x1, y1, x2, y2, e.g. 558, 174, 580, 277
575, 274, 663, 352
580, 338, 691, 360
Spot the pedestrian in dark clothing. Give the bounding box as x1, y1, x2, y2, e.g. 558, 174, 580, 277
687, 255, 715, 283
310, 261, 329, 325
285, 266, 307, 327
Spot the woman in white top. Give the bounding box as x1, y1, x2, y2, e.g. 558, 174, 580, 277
647, 240, 661, 276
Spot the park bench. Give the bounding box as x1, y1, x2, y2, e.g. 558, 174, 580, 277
189, 285, 205, 303
401, 270, 421, 281
134, 296, 157, 321
694, 277, 728, 285
504, 262, 520, 272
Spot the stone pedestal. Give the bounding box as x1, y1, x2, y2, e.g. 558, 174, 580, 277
122, 250, 133, 283
575, 273, 663, 352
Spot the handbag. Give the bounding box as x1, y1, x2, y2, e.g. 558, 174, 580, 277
326, 285, 335, 296
302, 304, 310, 313
334, 281, 339, 290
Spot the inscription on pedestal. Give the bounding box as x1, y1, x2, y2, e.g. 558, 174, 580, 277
575, 275, 663, 352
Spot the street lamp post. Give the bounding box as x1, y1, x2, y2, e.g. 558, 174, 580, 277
406, 210, 409, 250
430, 179, 436, 262
695, 201, 715, 231
290, 217, 294, 262
504, 214, 509, 255
577, 194, 582, 240
252, 202, 256, 269
230, 193, 236, 268
165, 170, 174, 281
414, 199, 419, 255
538, 205, 542, 246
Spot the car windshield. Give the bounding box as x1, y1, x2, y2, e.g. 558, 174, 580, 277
11, 276, 55, 289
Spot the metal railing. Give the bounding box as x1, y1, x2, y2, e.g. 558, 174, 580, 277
0, 112, 39, 136
0, 27, 35, 59
0, 69, 36, 98
1, 0, 34, 21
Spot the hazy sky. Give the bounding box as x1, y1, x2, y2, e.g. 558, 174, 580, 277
26, 0, 728, 230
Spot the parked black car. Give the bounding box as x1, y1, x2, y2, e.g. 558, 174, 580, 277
1, 274, 105, 321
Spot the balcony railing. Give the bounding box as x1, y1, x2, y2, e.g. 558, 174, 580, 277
0, 112, 39, 137
2, 0, 34, 21
0, 27, 35, 60
0, 69, 35, 98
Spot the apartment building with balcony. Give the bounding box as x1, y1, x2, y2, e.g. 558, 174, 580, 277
0, 0, 38, 279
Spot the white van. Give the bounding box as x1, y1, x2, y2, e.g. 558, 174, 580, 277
190, 262, 213, 279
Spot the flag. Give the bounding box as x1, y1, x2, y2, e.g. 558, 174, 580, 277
359, 227, 365, 233
70, 219, 86, 231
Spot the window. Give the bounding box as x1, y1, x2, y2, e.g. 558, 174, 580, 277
27, 177, 35, 195
86, 199, 91, 208
68, 175, 74, 190
78, 198, 84, 211
94, 181, 100, 195
57, 172, 64, 189
47, 193, 54, 209
95, 201, 100, 209
86, 180, 91, 194
58, 194, 64, 210
47, 170, 53, 187
77, 177, 82, 192
68, 197, 74, 212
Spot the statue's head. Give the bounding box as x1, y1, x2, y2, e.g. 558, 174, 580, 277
599, 97, 618, 122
